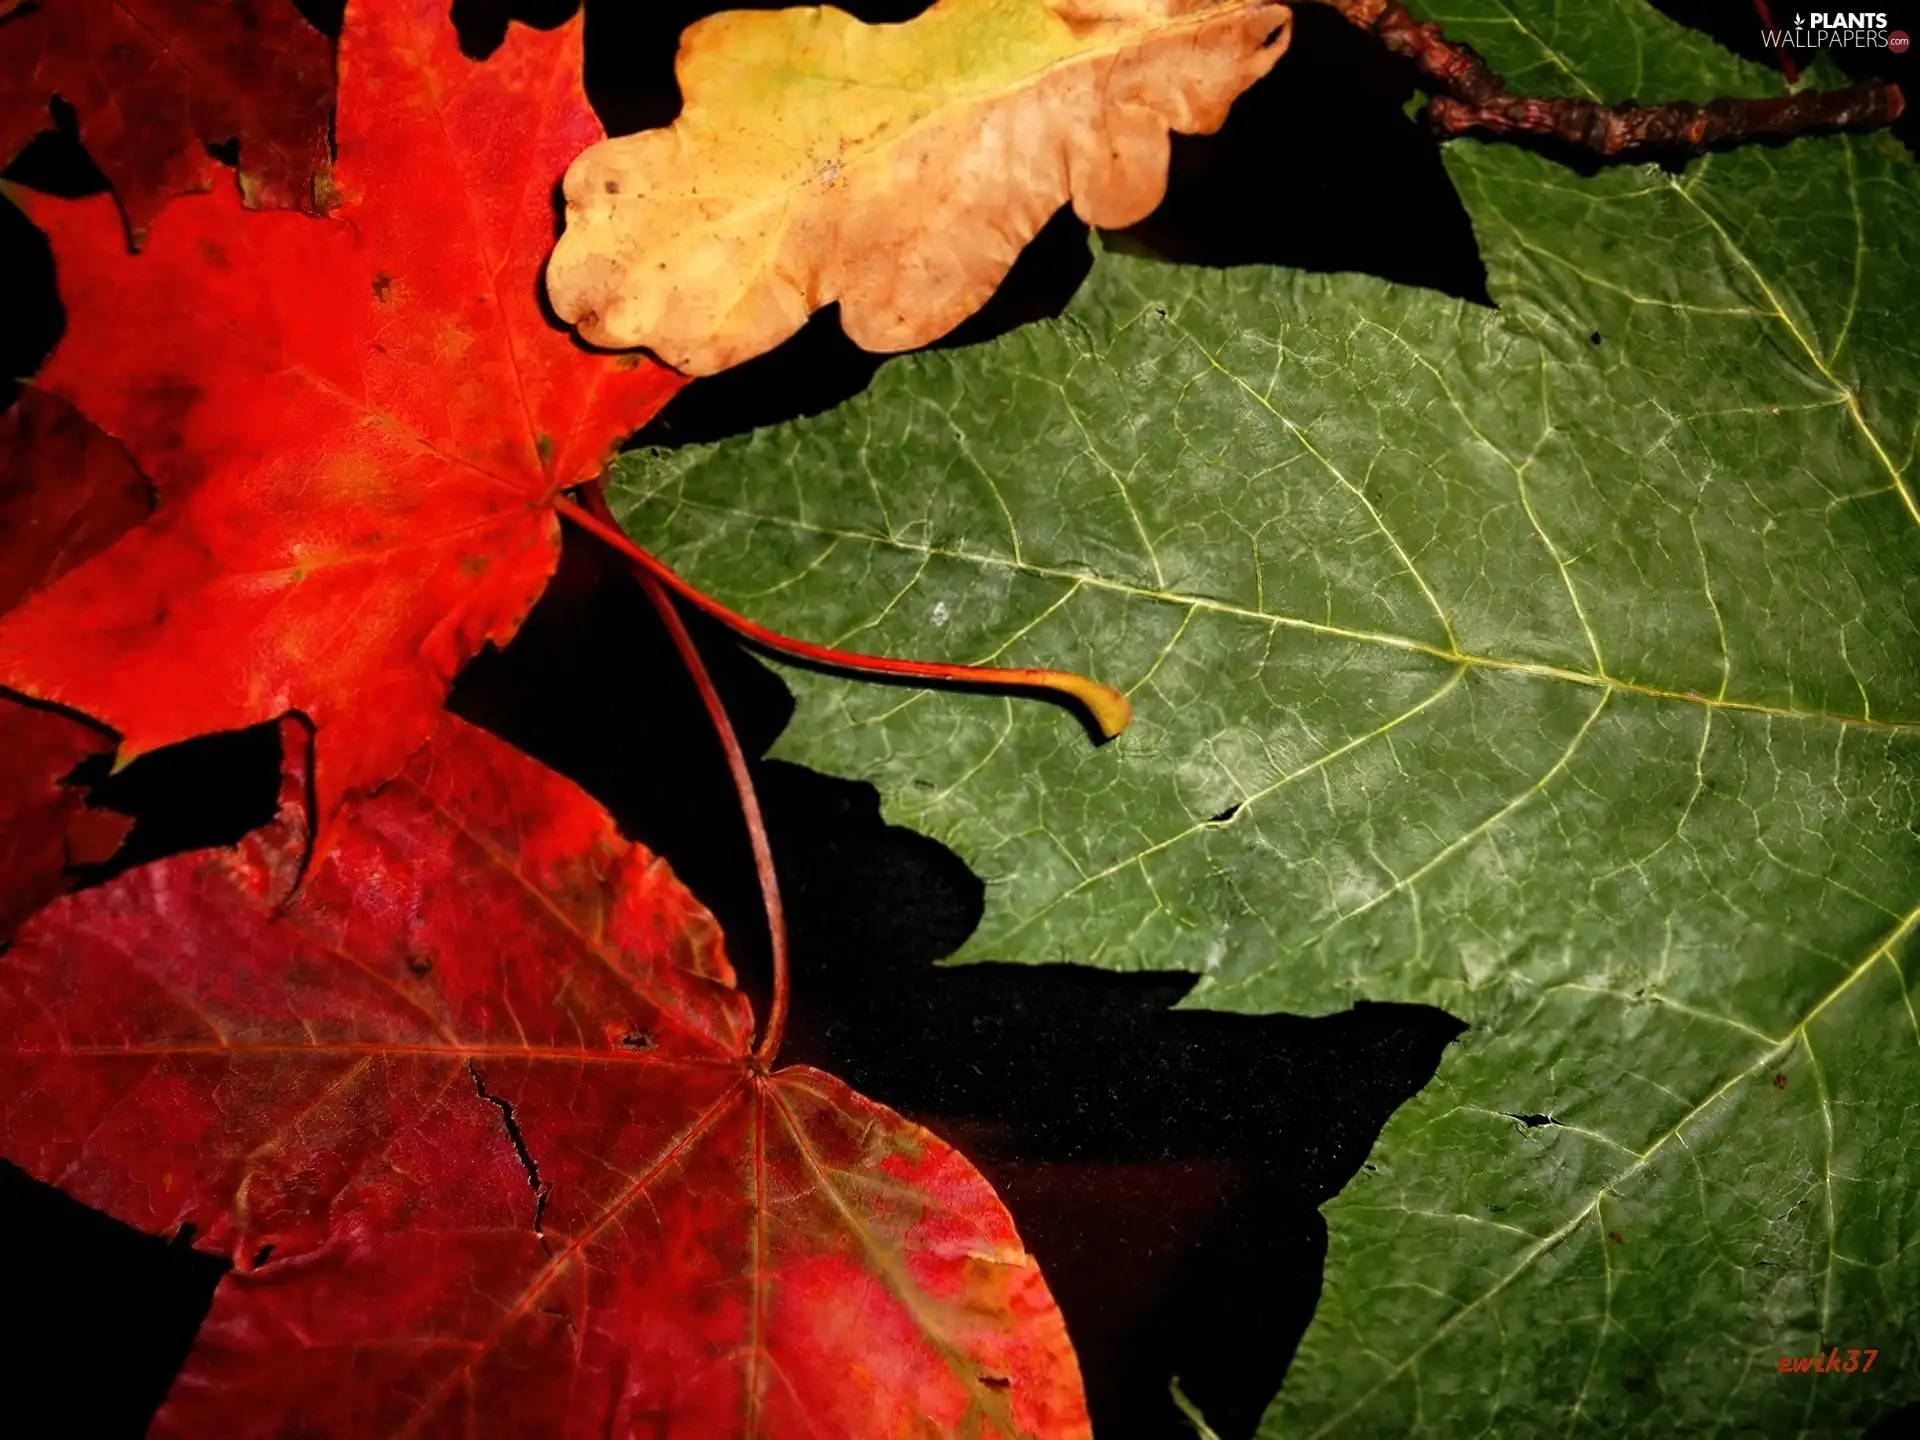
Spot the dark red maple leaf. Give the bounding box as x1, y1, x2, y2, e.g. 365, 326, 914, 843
0, 0, 682, 823
0, 698, 126, 935
1, 712, 1090, 1437
0, 388, 146, 936
0, 0, 335, 245
0, 387, 151, 610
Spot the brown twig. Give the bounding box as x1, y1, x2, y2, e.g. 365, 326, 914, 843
1318, 0, 1903, 160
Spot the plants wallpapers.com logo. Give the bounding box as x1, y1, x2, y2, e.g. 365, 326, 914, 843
1762, 12, 1912, 51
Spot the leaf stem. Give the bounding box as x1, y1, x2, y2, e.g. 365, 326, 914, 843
572, 486, 790, 1067
1316, 0, 1901, 157
551, 494, 1131, 740
1747, 0, 1800, 86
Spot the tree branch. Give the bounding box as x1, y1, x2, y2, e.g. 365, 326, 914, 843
1318, 0, 1903, 159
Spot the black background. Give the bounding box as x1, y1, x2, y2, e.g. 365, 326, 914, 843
1, 1, 1913, 1435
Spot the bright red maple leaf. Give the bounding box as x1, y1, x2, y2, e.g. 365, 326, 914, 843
0, 0, 682, 822
2, 712, 1090, 1437
0, 389, 147, 936
0, 0, 335, 245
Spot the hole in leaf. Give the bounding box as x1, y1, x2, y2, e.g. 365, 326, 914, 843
1209, 803, 1242, 824
251, 1244, 275, 1269
1507, 1112, 1557, 1128
204, 136, 241, 169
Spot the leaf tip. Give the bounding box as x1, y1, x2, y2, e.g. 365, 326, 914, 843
1047, 670, 1132, 740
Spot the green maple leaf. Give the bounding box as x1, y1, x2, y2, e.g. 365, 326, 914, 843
610, 1, 1920, 1430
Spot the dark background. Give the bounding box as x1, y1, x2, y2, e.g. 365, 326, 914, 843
1, 1, 1913, 1435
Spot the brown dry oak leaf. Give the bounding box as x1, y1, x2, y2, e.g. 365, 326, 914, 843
546, 0, 1291, 375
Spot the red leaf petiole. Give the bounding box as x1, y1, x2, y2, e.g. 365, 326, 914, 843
559, 483, 1131, 1067
622, 533, 792, 1067
1748, 0, 1800, 86
552, 493, 1132, 741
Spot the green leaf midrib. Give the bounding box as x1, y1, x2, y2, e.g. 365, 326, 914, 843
638, 470, 1917, 996
640, 491, 1919, 736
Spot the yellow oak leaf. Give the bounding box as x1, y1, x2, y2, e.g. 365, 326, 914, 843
545, 0, 1291, 375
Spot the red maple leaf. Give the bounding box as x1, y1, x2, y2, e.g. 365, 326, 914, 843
1, 712, 1090, 1437
0, 0, 335, 245
0, 389, 146, 936
0, 0, 682, 822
